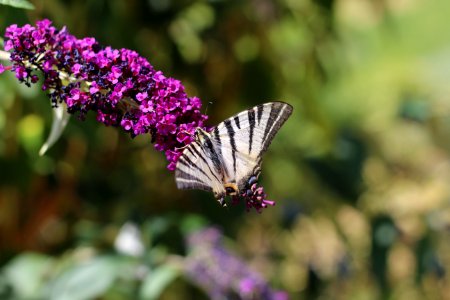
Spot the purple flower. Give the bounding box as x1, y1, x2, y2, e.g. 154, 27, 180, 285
136, 92, 147, 102
71, 63, 82, 75
232, 182, 276, 213
184, 228, 288, 300
239, 278, 257, 295
89, 81, 100, 94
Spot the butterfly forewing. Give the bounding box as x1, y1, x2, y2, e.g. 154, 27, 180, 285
214, 102, 292, 189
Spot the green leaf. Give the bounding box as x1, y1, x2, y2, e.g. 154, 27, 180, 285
39, 103, 70, 156
47, 256, 118, 300
0, 0, 35, 9
3, 252, 53, 298
140, 265, 179, 300
180, 214, 207, 235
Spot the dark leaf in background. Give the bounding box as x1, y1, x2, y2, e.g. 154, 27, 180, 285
305, 130, 366, 203
371, 215, 397, 298
415, 234, 446, 282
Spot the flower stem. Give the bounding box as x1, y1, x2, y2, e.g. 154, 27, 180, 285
0, 50, 10, 61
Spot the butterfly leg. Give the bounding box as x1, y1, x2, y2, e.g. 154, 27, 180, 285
217, 197, 227, 208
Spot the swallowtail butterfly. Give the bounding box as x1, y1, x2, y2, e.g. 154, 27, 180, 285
175, 102, 293, 206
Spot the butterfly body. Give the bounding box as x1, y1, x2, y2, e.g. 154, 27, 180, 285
175, 102, 293, 206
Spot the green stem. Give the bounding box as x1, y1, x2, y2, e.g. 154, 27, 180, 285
0, 50, 10, 61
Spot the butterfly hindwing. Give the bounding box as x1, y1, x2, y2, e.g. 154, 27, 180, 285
175, 141, 223, 193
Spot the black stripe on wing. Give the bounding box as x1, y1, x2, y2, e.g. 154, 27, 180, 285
233, 116, 241, 129
189, 142, 222, 183
175, 168, 212, 191
248, 108, 256, 154
257, 104, 264, 125
261, 102, 293, 153
178, 154, 213, 183
212, 127, 226, 179
224, 119, 237, 173
197, 130, 225, 180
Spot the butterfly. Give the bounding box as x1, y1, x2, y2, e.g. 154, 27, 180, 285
175, 101, 293, 206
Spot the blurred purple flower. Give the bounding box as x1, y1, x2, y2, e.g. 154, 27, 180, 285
184, 228, 288, 300
1, 19, 278, 212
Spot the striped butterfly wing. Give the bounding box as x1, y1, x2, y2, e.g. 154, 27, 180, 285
175, 140, 224, 194
212, 102, 293, 190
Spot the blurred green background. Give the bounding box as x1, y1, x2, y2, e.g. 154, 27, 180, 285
1, 0, 450, 299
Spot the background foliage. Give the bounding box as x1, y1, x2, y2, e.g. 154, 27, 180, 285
1, 0, 450, 299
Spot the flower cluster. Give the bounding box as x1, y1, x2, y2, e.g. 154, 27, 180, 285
2, 19, 206, 170
233, 176, 276, 213
1, 20, 278, 212
184, 228, 288, 300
